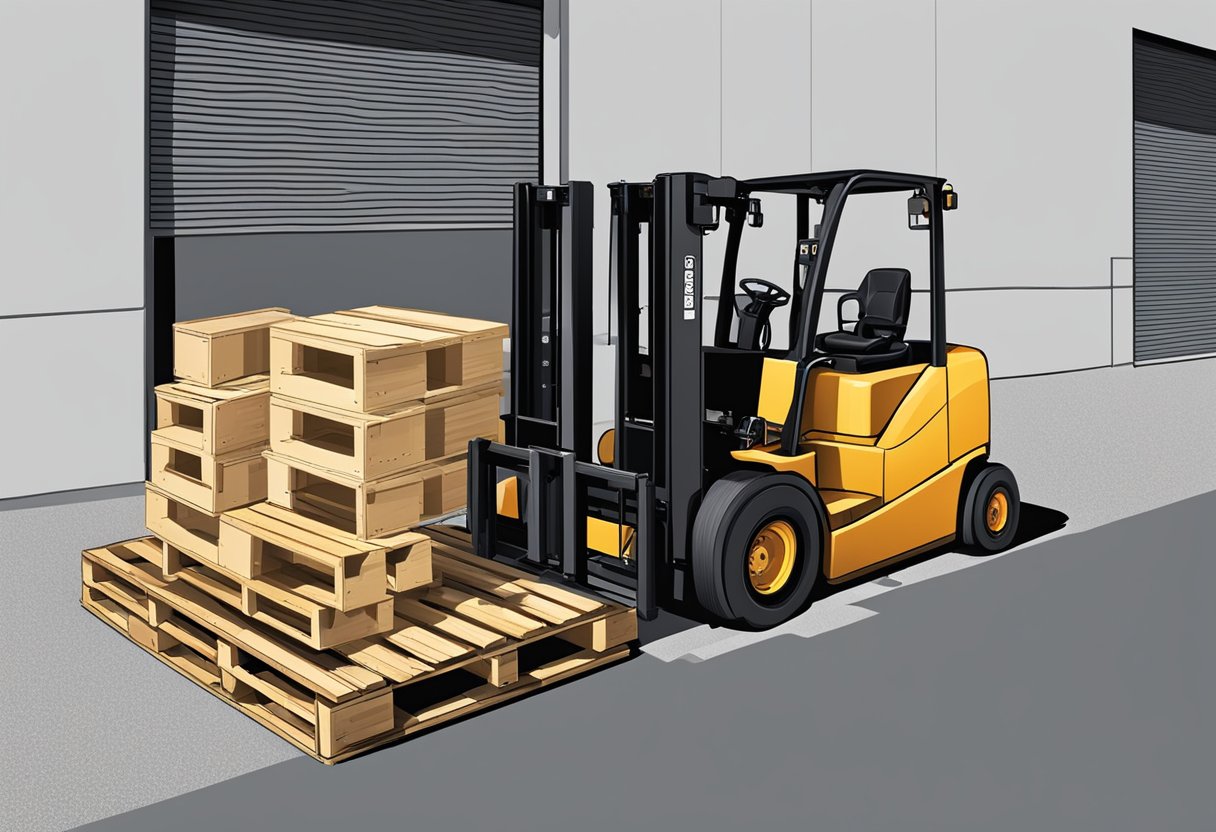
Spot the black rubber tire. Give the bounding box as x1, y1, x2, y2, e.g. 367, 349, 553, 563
691, 471, 824, 628
960, 463, 1021, 553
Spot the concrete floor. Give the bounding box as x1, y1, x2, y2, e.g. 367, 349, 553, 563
76, 485, 1216, 832
2, 359, 1214, 831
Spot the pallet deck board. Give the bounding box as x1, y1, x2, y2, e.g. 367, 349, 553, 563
81, 534, 635, 763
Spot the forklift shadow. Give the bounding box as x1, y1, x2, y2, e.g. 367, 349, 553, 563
804, 502, 1070, 608
638, 503, 1069, 642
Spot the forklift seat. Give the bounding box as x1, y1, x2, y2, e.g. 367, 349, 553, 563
817, 268, 911, 371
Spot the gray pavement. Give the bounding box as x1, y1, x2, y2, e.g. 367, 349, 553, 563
74, 487, 1216, 832
2, 359, 1214, 831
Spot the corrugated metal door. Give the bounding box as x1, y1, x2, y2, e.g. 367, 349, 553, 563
150, 0, 540, 234
1133, 31, 1216, 362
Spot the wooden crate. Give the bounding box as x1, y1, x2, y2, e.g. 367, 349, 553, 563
174, 308, 296, 387
155, 375, 270, 455
82, 535, 635, 763
220, 502, 432, 608
150, 431, 266, 515
264, 450, 465, 540
145, 482, 221, 566
268, 380, 500, 480
269, 307, 506, 413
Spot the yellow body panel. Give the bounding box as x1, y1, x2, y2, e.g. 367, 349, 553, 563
496, 476, 520, 519
731, 446, 817, 484
587, 516, 635, 559
882, 407, 950, 500
826, 449, 984, 579
945, 346, 990, 459
803, 363, 923, 438
756, 358, 798, 424
804, 439, 884, 497
739, 344, 994, 579
820, 490, 883, 530
877, 366, 945, 449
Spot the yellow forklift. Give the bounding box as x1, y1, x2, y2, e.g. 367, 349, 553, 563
469, 170, 1019, 628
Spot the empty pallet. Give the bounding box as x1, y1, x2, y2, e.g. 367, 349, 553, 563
220, 502, 432, 609
269, 307, 506, 413
174, 308, 296, 387
264, 450, 465, 540
268, 381, 500, 480
150, 431, 266, 515
81, 536, 635, 763
155, 375, 270, 455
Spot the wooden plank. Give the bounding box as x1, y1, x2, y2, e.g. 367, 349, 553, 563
336, 640, 434, 684
431, 554, 582, 626
429, 541, 607, 614
394, 597, 506, 651
422, 585, 547, 640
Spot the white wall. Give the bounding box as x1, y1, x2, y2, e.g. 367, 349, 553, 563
561, 0, 1216, 380
0, 0, 145, 498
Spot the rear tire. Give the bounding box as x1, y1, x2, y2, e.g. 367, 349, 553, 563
692, 471, 824, 628
960, 463, 1020, 553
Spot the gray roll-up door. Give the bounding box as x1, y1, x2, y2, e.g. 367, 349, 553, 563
150, 0, 540, 234
1133, 31, 1216, 363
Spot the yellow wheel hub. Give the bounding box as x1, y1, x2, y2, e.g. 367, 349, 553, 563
986, 491, 1009, 534
747, 519, 797, 595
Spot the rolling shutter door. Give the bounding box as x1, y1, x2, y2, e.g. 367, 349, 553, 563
1133, 32, 1216, 362
150, 0, 540, 234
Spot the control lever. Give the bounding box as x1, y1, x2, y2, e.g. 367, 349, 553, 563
735, 416, 784, 450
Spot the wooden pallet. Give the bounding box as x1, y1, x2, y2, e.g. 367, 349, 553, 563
269, 307, 505, 413
264, 449, 465, 540
82, 536, 635, 763
174, 308, 296, 387
220, 502, 433, 608
155, 375, 270, 455
268, 380, 500, 480
150, 432, 267, 515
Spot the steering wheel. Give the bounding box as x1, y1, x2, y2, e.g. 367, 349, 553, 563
739, 278, 791, 307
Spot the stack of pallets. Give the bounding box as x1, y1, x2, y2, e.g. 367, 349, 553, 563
81, 306, 636, 763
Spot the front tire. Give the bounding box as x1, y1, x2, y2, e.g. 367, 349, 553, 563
692, 472, 824, 628
960, 463, 1021, 553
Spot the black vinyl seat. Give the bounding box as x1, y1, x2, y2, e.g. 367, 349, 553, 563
816, 268, 912, 371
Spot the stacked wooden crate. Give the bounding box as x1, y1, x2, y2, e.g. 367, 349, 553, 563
146, 308, 296, 569
263, 305, 506, 540
81, 305, 636, 764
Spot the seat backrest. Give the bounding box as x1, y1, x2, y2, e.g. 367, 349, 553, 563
856, 268, 911, 339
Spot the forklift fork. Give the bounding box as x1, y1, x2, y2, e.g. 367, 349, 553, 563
468, 438, 657, 620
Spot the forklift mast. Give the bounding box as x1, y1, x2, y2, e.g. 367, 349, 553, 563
609, 173, 719, 604
506, 182, 594, 459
